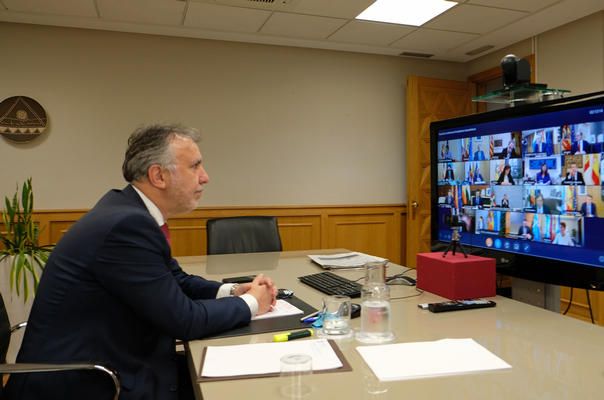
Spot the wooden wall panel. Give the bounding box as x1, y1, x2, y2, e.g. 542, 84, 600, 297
30, 205, 406, 264
21, 204, 604, 326
48, 221, 76, 244
168, 218, 206, 257
326, 214, 396, 262
276, 216, 321, 251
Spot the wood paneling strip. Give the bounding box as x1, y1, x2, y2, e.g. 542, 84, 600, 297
31, 205, 407, 264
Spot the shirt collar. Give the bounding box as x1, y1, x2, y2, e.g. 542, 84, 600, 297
132, 185, 165, 227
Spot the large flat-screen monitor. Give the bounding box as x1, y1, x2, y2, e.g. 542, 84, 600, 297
430, 92, 604, 289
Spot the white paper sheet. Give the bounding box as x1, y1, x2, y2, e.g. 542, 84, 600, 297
201, 338, 343, 378
251, 299, 304, 320
357, 338, 511, 381
308, 252, 386, 269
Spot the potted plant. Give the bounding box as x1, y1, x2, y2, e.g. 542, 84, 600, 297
0, 178, 52, 361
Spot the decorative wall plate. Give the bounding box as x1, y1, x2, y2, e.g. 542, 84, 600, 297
0, 96, 48, 142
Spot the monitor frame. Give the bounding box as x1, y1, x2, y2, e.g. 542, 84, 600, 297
430, 91, 604, 290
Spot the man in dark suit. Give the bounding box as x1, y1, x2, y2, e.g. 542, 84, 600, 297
6, 125, 277, 400
571, 131, 590, 154
473, 144, 486, 161
564, 162, 585, 185
472, 191, 482, 207
580, 194, 598, 217
517, 219, 533, 240
534, 194, 551, 214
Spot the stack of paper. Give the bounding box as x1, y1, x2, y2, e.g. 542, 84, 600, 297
201, 339, 343, 378
251, 299, 304, 321
308, 252, 386, 269
357, 338, 511, 381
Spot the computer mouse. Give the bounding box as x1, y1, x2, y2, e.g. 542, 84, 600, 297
351, 303, 361, 319
388, 276, 417, 286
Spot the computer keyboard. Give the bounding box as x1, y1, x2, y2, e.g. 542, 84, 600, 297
298, 271, 362, 298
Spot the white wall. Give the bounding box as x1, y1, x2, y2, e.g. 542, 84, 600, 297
466, 39, 533, 78
536, 11, 604, 94
466, 11, 604, 95
0, 22, 466, 209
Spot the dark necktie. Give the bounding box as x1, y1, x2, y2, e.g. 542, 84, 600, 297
160, 223, 171, 246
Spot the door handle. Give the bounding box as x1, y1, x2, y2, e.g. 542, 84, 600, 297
411, 201, 419, 209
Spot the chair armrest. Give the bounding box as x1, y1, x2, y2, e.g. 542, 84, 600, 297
0, 363, 120, 400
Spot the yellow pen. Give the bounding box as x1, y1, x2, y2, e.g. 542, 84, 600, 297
273, 329, 313, 342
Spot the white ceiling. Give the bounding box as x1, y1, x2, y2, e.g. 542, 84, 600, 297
0, 0, 602, 62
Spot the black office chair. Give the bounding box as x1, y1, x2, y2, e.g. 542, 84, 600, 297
206, 216, 282, 255
0, 294, 120, 400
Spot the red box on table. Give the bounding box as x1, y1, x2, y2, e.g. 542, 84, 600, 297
416, 252, 495, 300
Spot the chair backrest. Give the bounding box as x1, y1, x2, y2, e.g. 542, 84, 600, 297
0, 294, 10, 365
206, 216, 282, 255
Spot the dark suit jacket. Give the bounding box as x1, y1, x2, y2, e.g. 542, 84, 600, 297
517, 225, 532, 239
571, 140, 590, 154
581, 202, 597, 217
564, 171, 585, 185
6, 185, 251, 400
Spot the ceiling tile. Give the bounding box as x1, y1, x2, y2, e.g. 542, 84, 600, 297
97, 0, 185, 25
454, 0, 604, 59
391, 28, 479, 53
260, 12, 347, 40
467, 0, 560, 13
185, 3, 270, 33
289, 0, 374, 19
2, 0, 97, 17
425, 4, 528, 34
329, 20, 415, 46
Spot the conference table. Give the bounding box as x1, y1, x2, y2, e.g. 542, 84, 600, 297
179, 250, 604, 400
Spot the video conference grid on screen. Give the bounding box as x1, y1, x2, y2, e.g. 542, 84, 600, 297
436, 103, 604, 268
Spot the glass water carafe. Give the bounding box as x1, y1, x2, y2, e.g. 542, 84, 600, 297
356, 261, 395, 343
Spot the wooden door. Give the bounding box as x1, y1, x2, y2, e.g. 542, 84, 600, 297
405, 76, 472, 267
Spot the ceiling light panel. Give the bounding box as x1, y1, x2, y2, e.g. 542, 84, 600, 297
290, 0, 374, 19
356, 0, 459, 26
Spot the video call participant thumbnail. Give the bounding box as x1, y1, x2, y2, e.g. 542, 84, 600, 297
552, 222, 574, 246
563, 162, 585, 185
580, 194, 597, 217
535, 163, 552, 185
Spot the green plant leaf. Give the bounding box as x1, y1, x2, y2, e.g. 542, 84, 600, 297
13, 253, 24, 296
22, 256, 30, 302
2, 179, 53, 300
9, 255, 16, 292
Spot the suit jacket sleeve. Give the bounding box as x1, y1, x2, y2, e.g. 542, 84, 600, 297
92, 213, 251, 340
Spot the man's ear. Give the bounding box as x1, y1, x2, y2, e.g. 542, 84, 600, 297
147, 164, 168, 189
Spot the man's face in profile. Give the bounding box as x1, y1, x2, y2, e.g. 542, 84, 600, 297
163, 136, 210, 216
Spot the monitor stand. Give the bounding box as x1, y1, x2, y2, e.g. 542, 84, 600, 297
510, 277, 560, 312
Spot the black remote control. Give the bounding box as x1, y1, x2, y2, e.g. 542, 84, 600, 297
428, 299, 496, 313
